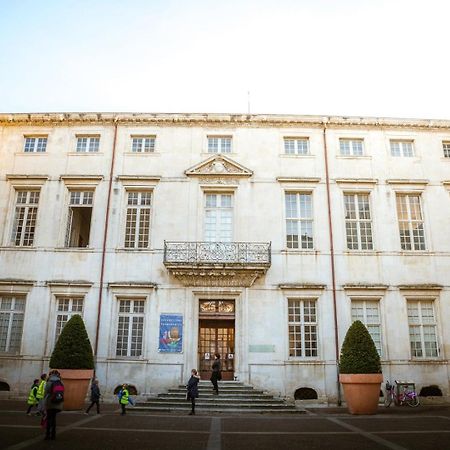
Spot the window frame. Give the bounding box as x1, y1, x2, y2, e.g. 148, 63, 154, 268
54, 297, 84, 345
0, 295, 26, 354
343, 192, 374, 250
203, 192, 234, 242
395, 193, 426, 251
351, 299, 383, 356
131, 135, 156, 153
65, 189, 95, 248
115, 298, 146, 358
283, 137, 310, 156
10, 189, 40, 247
442, 141, 450, 158
123, 190, 152, 249
75, 135, 100, 153
339, 138, 364, 157
207, 136, 233, 154
285, 191, 314, 250
287, 298, 318, 358
23, 136, 48, 153
390, 140, 415, 157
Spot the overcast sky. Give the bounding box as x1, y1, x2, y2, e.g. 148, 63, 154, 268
0, 0, 449, 119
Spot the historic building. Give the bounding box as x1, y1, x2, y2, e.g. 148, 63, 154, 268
0, 113, 449, 403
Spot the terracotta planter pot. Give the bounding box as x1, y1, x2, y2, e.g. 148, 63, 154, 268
339, 373, 383, 415
57, 369, 94, 410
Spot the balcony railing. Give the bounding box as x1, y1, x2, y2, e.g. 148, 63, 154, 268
164, 241, 271, 266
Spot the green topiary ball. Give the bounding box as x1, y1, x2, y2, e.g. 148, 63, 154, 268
339, 320, 381, 374
49, 314, 94, 370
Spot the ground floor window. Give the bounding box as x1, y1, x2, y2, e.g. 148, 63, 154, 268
55, 297, 84, 344
351, 300, 382, 355
288, 299, 317, 357
0, 296, 25, 353
116, 299, 145, 357
407, 300, 439, 358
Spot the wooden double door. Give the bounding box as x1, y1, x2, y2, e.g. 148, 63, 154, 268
198, 300, 235, 380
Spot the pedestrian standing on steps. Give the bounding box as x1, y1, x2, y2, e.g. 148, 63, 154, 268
186, 369, 200, 415
210, 353, 222, 395
85, 379, 101, 415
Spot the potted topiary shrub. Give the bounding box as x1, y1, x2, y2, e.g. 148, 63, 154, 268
339, 320, 382, 414
49, 314, 95, 410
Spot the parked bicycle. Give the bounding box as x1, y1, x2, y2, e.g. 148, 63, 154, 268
384, 380, 420, 407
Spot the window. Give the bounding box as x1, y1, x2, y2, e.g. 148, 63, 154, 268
65, 191, 93, 247
0, 296, 25, 353
390, 140, 414, 157
204, 193, 233, 242
131, 136, 155, 153
284, 138, 309, 155
24, 136, 47, 153
443, 141, 450, 158
351, 300, 382, 354
116, 299, 145, 357
207, 136, 232, 153
55, 298, 83, 344
124, 191, 152, 248
11, 190, 40, 246
76, 136, 100, 153
344, 193, 373, 250
407, 300, 439, 358
288, 299, 317, 357
339, 138, 364, 156
285, 192, 313, 249
396, 194, 426, 250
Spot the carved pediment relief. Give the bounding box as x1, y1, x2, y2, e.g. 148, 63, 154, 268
185, 155, 253, 178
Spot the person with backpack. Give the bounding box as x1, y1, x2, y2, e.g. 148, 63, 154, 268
36, 373, 47, 416
85, 379, 101, 415
26, 379, 40, 415
44, 369, 64, 440
119, 383, 129, 415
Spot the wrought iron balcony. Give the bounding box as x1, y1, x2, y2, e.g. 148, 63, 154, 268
163, 241, 271, 287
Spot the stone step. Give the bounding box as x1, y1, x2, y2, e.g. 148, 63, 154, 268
159, 393, 276, 399
131, 406, 304, 414
140, 398, 285, 405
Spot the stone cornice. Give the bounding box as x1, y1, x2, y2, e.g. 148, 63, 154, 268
1, 113, 450, 130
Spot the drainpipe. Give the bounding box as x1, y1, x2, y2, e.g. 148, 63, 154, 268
322, 123, 342, 406
94, 118, 119, 361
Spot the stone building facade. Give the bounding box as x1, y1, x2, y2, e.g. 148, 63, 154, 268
0, 113, 449, 403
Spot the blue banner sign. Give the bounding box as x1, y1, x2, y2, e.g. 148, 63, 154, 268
159, 314, 183, 353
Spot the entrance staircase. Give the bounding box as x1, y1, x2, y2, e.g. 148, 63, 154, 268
133, 381, 303, 414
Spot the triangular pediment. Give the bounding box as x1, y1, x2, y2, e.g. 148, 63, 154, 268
185, 155, 253, 178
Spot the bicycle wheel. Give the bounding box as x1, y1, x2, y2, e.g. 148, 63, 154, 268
406, 393, 420, 407
384, 391, 393, 407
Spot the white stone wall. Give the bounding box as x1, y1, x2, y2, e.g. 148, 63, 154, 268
0, 114, 449, 403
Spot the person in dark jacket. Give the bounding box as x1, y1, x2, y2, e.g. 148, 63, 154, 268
26, 379, 39, 415
44, 369, 64, 440
186, 369, 200, 415
210, 353, 222, 395
85, 379, 101, 414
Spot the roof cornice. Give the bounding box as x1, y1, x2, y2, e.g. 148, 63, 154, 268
1, 112, 450, 130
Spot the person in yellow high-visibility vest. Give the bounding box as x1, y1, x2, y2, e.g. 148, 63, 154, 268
26, 379, 40, 415
119, 384, 129, 416
36, 373, 47, 415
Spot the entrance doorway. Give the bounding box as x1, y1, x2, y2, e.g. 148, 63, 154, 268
198, 300, 235, 380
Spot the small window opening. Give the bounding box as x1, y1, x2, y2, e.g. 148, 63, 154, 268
419, 385, 442, 397
114, 384, 138, 395
0, 382, 11, 391
65, 191, 93, 247
294, 387, 318, 400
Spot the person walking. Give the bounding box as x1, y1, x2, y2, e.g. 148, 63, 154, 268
210, 353, 222, 395
36, 373, 47, 416
186, 369, 200, 415
44, 370, 64, 440
26, 379, 39, 415
85, 379, 101, 415
119, 384, 129, 415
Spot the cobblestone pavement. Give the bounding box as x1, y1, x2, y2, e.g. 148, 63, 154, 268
1, 401, 449, 450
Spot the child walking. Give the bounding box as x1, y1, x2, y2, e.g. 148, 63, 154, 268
26, 379, 39, 415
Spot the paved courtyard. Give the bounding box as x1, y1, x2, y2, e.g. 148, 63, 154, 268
1, 401, 449, 450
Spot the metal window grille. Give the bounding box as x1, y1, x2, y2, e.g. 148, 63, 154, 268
76, 136, 100, 152
0, 296, 25, 353
407, 300, 439, 358
124, 191, 152, 248
351, 300, 382, 355
24, 137, 47, 153
207, 137, 232, 153
344, 193, 373, 250
442, 141, 450, 158
55, 297, 84, 344
11, 190, 40, 246
288, 299, 317, 357
204, 193, 233, 242
396, 194, 426, 250
285, 192, 313, 249
284, 138, 309, 155
390, 140, 414, 157
339, 139, 364, 156
116, 299, 145, 357
131, 137, 156, 152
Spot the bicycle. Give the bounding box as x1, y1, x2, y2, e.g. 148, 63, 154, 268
384, 380, 420, 407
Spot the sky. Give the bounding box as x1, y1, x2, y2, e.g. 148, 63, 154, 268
0, 0, 449, 119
